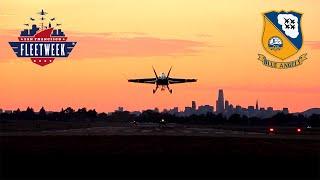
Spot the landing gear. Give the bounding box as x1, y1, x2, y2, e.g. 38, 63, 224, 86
167, 85, 172, 94
153, 85, 172, 94
153, 85, 159, 94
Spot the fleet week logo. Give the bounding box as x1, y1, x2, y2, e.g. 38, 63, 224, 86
258, 11, 307, 69
9, 9, 77, 66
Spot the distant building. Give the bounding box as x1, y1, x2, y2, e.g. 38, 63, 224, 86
247, 106, 255, 117
130, 111, 141, 116
154, 107, 159, 113
225, 100, 229, 111
198, 105, 214, 115
235, 105, 242, 114
0, 108, 3, 114
192, 101, 197, 110
248, 106, 255, 111
184, 107, 194, 116
117, 107, 124, 112
4, 110, 12, 114
216, 89, 225, 114
282, 108, 289, 114
256, 100, 259, 110
267, 107, 273, 111
168, 107, 179, 115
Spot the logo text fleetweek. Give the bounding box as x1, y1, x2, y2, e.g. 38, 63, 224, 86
9, 9, 76, 66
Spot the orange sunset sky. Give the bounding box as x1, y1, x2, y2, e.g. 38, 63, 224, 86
0, 0, 319, 113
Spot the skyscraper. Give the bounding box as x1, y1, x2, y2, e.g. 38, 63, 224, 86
225, 100, 229, 111
256, 100, 259, 110
192, 101, 196, 110
216, 89, 224, 113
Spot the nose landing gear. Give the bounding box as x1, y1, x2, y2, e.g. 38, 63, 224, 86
167, 85, 172, 94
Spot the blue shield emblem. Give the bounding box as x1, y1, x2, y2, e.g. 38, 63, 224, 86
262, 11, 303, 60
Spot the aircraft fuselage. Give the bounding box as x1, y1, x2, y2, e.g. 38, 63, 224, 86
156, 78, 169, 85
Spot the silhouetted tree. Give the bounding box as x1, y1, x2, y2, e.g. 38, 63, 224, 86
87, 109, 98, 119
65, 107, 75, 114
308, 114, 320, 127
39, 107, 46, 120
22, 107, 35, 120
228, 114, 242, 125
13, 108, 21, 120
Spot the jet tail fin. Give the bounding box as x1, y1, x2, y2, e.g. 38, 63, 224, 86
167, 66, 172, 78
152, 66, 158, 79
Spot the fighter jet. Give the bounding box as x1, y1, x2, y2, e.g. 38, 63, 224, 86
30, 17, 35, 21
50, 18, 56, 21
128, 67, 197, 94
38, 9, 48, 16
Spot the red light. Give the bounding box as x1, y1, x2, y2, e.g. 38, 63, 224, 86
269, 128, 274, 132
297, 128, 301, 132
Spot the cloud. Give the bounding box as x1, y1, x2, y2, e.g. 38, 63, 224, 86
277, 14, 299, 38
68, 31, 147, 38
198, 84, 320, 94
305, 41, 320, 49
0, 13, 15, 16
0, 30, 208, 60
195, 33, 212, 38
69, 32, 207, 59
0, 31, 17, 60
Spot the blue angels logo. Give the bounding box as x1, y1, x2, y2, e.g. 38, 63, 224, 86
258, 11, 307, 69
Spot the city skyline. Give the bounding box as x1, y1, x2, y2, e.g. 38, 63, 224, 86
2, 89, 314, 117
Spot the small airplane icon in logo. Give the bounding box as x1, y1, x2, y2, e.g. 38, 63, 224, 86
37, 9, 48, 16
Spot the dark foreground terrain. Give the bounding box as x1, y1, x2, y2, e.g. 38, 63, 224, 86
1, 135, 319, 180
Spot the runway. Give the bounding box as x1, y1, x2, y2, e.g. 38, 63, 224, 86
1, 133, 320, 179
1, 123, 319, 140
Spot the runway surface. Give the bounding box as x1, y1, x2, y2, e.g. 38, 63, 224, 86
1, 123, 319, 140
1, 123, 320, 179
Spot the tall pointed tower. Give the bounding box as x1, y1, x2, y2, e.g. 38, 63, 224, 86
216, 89, 225, 113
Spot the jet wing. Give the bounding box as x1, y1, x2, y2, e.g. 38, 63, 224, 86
168, 78, 197, 84
128, 78, 156, 84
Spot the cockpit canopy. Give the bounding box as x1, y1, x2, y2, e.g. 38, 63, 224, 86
159, 73, 166, 79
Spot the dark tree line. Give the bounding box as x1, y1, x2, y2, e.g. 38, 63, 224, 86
0, 107, 97, 122
1, 107, 319, 127
136, 110, 319, 127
